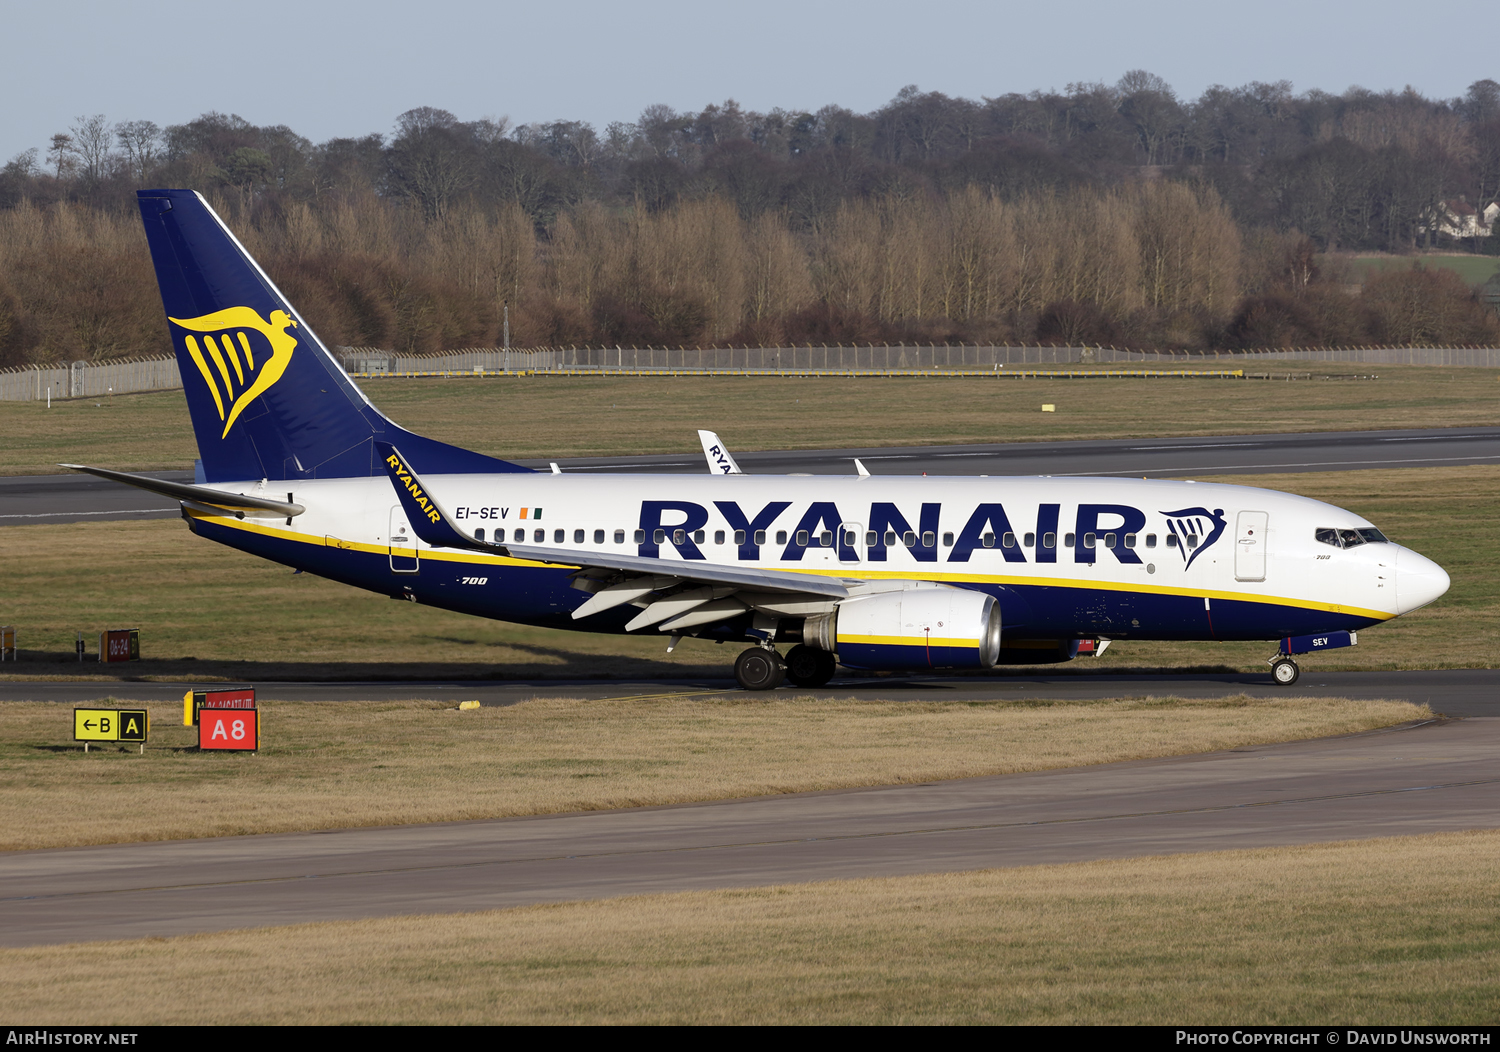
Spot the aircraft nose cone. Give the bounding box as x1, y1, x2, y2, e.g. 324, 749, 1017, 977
1396, 547, 1450, 615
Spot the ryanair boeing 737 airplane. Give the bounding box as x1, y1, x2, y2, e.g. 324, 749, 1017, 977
64, 190, 1451, 689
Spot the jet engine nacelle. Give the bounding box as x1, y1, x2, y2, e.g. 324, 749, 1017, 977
834, 587, 1001, 671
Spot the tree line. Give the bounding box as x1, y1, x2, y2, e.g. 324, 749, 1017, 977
2, 73, 1499, 365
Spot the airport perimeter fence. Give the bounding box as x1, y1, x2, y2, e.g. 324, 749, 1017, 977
3, 344, 1499, 401
0, 356, 182, 402
337, 343, 1500, 375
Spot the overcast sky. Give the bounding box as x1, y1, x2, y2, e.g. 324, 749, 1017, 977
4, 0, 1494, 163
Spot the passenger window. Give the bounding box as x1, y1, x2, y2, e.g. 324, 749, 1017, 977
593, 529, 604, 543
843, 530, 857, 547
574, 529, 585, 544
474, 528, 485, 541
1185, 534, 1198, 549
634, 529, 645, 544
734, 530, 746, 545
515, 528, 525, 542
613, 529, 624, 543
819, 530, 833, 546
982, 532, 995, 548
673, 529, 686, 545
1104, 533, 1116, 548
1043, 532, 1055, 548
754, 530, 765, 545
922, 531, 936, 547
776, 531, 787, 544
555, 529, 566, 544
693, 530, 705, 544
654, 529, 666, 544
796, 530, 809, 546
534, 528, 545, 542
1002, 532, 1016, 547
1124, 533, 1136, 548
942, 532, 955, 547
865, 531, 877, 546
1065, 533, 1076, 547
1024, 532, 1035, 547
885, 531, 897, 546
1083, 533, 1095, 549
714, 530, 725, 545
1145, 534, 1155, 548
1167, 534, 1179, 548
903, 531, 916, 547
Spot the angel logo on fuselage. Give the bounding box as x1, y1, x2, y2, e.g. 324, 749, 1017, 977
1161, 507, 1227, 570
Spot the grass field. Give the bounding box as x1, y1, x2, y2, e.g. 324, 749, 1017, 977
5, 830, 1495, 1024
1339, 253, 1500, 286
2, 361, 1499, 476
0, 464, 1489, 680
0, 695, 1422, 850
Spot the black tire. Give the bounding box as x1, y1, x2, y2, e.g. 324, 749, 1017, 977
784, 645, 837, 687
735, 647, 785, 690
1272, 658, 1300, 686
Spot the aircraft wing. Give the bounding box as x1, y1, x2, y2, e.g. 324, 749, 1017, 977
378, 443, 848, 630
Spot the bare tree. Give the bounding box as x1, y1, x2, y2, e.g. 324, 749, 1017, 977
115, 120, 161, 182
70, 115, 115, 189
47, 134, 75, 179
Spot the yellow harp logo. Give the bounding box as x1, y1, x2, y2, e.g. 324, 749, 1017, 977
169, 307, 298, 439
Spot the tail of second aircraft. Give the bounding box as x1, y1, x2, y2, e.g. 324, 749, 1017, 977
137, 189, 529, 483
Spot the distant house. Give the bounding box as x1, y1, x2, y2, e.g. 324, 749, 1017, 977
1420, 198, 1500, 240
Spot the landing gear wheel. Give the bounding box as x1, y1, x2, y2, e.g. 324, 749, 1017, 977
1271, 658, 1300, 686
784, 645, 837, 687
735, 647, 786, 690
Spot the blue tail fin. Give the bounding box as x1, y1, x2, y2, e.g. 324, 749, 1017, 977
137, 189, 530, 482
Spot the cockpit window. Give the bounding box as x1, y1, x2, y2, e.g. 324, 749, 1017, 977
1317, 526, 1389, 549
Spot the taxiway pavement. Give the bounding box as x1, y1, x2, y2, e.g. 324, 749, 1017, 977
6, 426, 1499, 526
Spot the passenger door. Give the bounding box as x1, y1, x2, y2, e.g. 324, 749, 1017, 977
1234, 511, 1268, 582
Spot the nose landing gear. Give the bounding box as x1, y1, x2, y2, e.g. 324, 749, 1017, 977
1270, 657, 1300, 686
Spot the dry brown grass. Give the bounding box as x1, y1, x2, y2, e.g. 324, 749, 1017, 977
0, 695, 1424, 851
5, 830, 1496, 1024
3, 363, 1498, 474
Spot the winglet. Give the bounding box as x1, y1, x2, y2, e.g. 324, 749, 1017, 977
377, 443, 507, 554
854, 458, 871, 478
697, 430, 743, 474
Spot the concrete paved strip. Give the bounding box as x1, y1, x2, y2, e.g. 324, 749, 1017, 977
517, 426, 1500, 478
9, 427, 1500, 526
5, 668, 1499, 716
0, 716, 1494, 947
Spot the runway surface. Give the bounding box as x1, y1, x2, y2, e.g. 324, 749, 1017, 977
4, 668, 1499, 716
2, 715, 1493, 947
7, 425, 1500, 526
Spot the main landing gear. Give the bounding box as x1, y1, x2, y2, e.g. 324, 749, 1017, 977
733, 645, 838, 690
734, 647, 785, 690
1270, 657, 1300, 686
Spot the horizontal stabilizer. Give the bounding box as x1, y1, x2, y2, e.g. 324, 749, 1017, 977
60, 464, 303, 517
